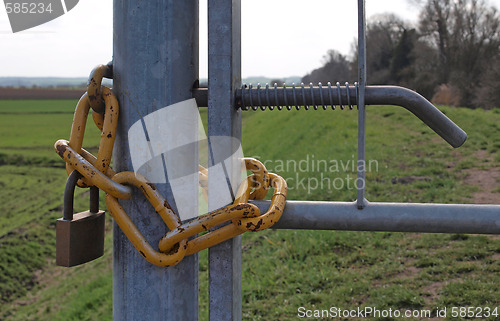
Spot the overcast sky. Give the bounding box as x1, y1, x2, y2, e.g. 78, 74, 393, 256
0, 0, 499, 79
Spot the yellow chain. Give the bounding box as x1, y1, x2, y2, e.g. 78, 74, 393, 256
54, 64, 288, 267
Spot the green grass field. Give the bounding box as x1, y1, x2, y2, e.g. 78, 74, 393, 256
1, 99, 500, 320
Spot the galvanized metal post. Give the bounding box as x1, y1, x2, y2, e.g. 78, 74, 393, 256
357, 0, 367, 209
207, 0, 242, 320
113, 1, 199, 320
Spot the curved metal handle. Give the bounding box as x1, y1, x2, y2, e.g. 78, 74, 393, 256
365, 86, 467, 148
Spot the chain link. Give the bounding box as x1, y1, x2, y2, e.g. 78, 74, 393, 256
104, 172, 188, 267
87, 63, 113, 114
180, 173, 287, 256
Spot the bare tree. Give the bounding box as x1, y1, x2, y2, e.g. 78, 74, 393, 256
301, 1, 500, 107
417, 0, 500, 106
407, 39, 441, 99
418, 0, 451, 83
269, 79, 284, 87
351, 13, 414, 85
302, 50, 352, 84
474, 56, 500, 108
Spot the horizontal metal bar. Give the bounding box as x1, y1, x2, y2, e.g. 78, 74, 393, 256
251, 200, 500, 235
192, 85, 467, 148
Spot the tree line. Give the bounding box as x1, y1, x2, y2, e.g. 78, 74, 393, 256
301, 0, 500, 108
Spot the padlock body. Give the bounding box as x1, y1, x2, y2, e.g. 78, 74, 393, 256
56, 210, 105, 267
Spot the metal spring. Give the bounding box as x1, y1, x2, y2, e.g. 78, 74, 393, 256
240, 82, 358, 111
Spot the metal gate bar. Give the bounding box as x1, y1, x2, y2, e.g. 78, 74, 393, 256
357, 0, 367, 209
113, 1, 199, 320
207, 0, 242, 320
192, 85, 467, 148
253, 201, 500, 235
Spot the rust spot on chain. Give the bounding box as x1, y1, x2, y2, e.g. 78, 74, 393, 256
247, 219, 263, 231
164, 242, 180, 255
163, 200, 173, 211
139, 186, 150, 198
231, 204, 246, 211
56, 144, 66, 158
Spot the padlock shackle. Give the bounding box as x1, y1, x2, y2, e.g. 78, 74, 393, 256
90, 186, 99, 214
63, 170, 99, 220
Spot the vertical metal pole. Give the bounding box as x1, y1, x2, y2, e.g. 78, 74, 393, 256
113, 1, 199, 320
207, 0, 242, 320
357, 0, 367, 209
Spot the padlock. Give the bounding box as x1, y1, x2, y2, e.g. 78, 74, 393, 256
56, 170, 105, 267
